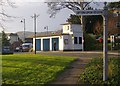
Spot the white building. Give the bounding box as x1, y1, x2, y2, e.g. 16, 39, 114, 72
7, 33, 19, 44
33, 23, 83, 51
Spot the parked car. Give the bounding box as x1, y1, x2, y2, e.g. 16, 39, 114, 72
14, 46, 22, 52
21, 43, 33, 52
2, 46, 13, 54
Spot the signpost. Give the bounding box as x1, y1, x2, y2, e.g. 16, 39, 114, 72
74, 10, 103, 16
73, 3, 108, 81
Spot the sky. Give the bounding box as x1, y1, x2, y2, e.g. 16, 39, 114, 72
3, 2, 73, 33
0, 0, 119, 33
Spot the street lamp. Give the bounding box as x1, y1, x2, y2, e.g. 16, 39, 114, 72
44, 26, 48, 36
21, 19, 26, 43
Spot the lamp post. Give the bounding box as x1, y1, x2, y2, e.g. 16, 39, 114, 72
44, 26, 48, 36
31, 13, 39, 54
21, 19, 26, 43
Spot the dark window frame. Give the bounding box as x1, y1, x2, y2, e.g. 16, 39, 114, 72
79, 37, 82, 44
74, 37, 78, 44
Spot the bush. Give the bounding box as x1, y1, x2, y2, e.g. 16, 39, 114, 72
84, 34, 111, 51
79, 57, 120, 85
84, 34, 97, 51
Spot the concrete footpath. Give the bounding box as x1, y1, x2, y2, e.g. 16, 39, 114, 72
50, 58, 91, 85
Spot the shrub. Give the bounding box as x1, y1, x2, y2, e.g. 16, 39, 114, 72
79, 57, 120, 85
84, 34, 97, 51
84, 34, 111, 51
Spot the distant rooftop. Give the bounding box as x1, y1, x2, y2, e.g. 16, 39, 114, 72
30, 30, 69, 38
61, 22, 81, 25
7, 33, 18, 36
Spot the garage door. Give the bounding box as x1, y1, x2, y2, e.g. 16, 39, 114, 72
43, 39, 50, 51
36, 39, 41, 51
52, 38, 59, 51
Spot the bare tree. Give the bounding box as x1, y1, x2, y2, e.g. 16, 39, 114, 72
45, 0, 96, 32
45, 0, 93, 18
0, 0, 16, 29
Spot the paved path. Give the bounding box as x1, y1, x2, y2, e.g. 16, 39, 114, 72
50, 58, 91, 84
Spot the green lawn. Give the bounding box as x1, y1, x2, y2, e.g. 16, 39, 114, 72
2, 54, 76, 85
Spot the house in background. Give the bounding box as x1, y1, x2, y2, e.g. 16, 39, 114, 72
7, 33, 19, 44
108, 9, 120, 35
33, 23, 83, 51
7, 33, 23, 50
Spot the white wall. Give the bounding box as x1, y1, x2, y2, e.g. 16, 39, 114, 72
63, 34, 83, 50
59, 36, 64, 51
33, 36, 63, 51
33, 38, 35, 51
62, 24, 71, 34
63, 35, 73, 50
71, 24, 83, 33
8, 36, 19, 44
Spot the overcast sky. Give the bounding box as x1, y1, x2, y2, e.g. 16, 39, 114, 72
1, 0, 119, 33
3, 2, 73, 33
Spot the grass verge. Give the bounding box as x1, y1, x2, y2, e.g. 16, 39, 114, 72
2, 54, 76, 85
79, 57, 120, 85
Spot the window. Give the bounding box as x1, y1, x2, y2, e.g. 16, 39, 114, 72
67, 26, 69, 30
74, 37, 77, 44
79, 37, 82, 44
64, 39, 68, 45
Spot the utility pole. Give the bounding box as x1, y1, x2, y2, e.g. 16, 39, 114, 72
21, 18, 26, 43
31, 13, 39, 54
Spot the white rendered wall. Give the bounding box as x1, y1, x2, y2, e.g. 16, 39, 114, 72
33, 38, 35, 51
62, 24, 83, 50
33, 36, 63, 51
59, 36, 64, 51
62, 24, 71, 34
63, 35, 73, 50
72, 24, 83, 50
8, 36, 19, 44
41, 38, 43, 51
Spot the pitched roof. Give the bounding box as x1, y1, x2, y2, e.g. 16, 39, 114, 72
7, 33, 18, 36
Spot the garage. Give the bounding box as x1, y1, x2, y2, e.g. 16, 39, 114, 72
52, 38, 59, 51
36, 39, 41, 51
43, 39, 50, 51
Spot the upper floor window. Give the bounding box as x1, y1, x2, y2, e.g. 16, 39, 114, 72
67, 26, 69, 30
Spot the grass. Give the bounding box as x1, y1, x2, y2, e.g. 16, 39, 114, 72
79, 57, 120, 85
2, 54, 76, 85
